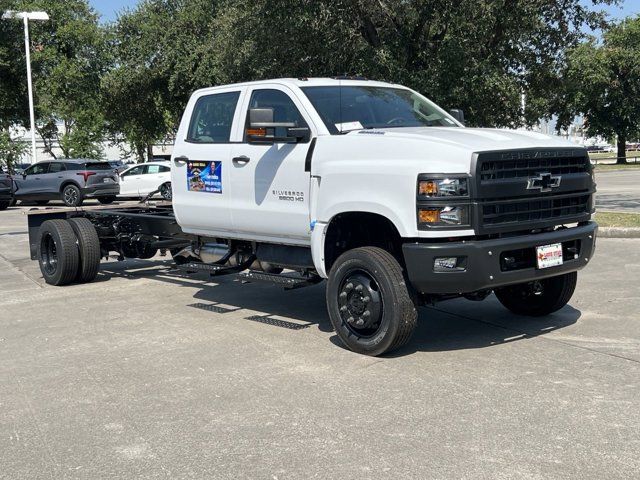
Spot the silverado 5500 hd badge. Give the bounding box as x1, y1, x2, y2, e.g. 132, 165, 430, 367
187, 161, 222, 193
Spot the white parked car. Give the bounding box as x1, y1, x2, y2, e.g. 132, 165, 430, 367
118, 161, 172, 200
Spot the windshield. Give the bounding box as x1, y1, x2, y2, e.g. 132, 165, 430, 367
301, 86, 459, 134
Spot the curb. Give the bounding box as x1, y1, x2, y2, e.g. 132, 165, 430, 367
598, 227, 640, 238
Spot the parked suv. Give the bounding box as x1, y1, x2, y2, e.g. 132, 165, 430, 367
0, 166, 14, 210
13, 159, 120, 207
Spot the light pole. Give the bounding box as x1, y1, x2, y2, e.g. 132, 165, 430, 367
2, 10, 49, 164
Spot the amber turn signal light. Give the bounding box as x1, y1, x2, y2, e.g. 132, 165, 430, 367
246, 128, 266, 137
418, 180, 438, 196
418, 208, 440, 223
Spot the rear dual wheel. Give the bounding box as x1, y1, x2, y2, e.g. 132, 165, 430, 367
326, 247, 417, 356
37, 218, 100, 286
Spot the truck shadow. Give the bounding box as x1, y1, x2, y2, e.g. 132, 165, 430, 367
383, 297, 580, 357
97, 260, 580, 356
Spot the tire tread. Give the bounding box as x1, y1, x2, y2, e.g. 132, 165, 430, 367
37, 219, 79, 286
68, 217, 101, 283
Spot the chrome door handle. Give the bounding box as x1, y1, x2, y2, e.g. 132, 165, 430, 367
232, 155, 250, 165
174, 155, 189, 165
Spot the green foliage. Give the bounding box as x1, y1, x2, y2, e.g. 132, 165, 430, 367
561, 17, 640, 163
206, 0, 616, 128
0, 0, 624, 161
0, 130, 27, 171
0, 0, 107, 158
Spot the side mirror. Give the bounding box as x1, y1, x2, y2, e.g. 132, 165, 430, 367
249, 108, 295, 129
22, 173, 27, 179
449, 109, 465, 125
247, 107, 307, 144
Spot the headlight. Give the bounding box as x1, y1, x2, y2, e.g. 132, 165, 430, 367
418, 205, 470, 226
418, 177, 468, 197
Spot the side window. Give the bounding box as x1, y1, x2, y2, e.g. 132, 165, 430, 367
123, 166, 144, 177
246, 89, 308, 140
158, 165, 170, 173
187, 91, 240, 143
146, 165, 161, 174
48, 162, 66, 173
26, 163, 49, 175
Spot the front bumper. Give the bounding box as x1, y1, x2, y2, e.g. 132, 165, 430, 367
81, 184, 119, 197
402, 222, 597, 294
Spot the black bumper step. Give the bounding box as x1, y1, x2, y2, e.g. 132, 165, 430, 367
237, 270, 322, 290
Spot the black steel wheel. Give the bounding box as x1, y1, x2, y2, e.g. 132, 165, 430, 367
160, 182, 172, 201
37, 219, 79, 286
62, 184, 83, 207
326, 246, 417, 356
67, 217, 101, 283
337, 271, 383, 337
494, 272, 578, 316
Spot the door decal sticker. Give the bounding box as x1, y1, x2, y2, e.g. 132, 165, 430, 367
187, 161, 222, 193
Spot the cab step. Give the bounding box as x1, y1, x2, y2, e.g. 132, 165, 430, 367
178, 257, 255, 277
237, 270, 322, 290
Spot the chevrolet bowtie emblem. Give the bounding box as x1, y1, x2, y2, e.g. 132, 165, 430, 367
526, 172, 561, 192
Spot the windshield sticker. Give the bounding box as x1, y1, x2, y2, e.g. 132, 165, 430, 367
335, 121, 363, 132
187, 161, 222, 193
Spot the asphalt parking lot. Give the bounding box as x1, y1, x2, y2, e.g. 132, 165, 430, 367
595, 169, 640, 212
1, 203, 639, 479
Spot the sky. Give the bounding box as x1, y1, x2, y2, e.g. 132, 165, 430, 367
89, 0, 640, 24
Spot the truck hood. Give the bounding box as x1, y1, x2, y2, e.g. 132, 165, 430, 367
351, 127, 581, 153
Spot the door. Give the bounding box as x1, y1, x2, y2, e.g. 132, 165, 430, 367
171, 88, 244, 236
230, 86, 315, 243
42, 162, 67, 195
141, 164, 167, 194
119, 165, 145, 196
14, 162, 50, 198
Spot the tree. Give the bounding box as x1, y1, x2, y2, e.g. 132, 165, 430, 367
104, 0, 616, 149
208, 0, 616, 128
102, 0, 220, 161
560, 17, 640, 164
0, 130, 27, 171
0, 0, 108, 159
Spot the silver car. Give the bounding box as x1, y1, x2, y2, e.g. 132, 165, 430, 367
13, 159, 120, 207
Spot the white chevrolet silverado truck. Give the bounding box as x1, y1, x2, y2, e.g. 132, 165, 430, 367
27, 78, 597, 356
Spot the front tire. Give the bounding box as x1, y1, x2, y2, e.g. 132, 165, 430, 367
37, 219, 79, 286
494, 272, 578, 316
0, 200, 9, 210
326, 247, 417, 356
61, 184, 83, 207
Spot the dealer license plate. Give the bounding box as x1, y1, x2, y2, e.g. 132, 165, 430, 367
536, 243, 563, 269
